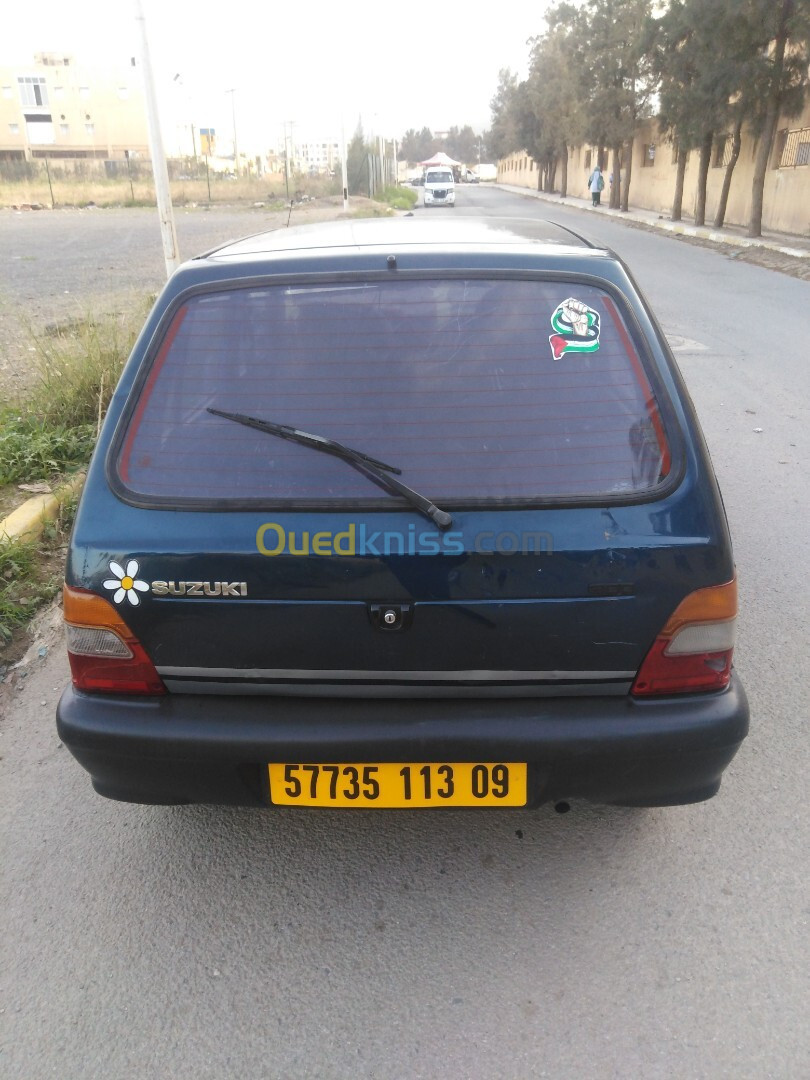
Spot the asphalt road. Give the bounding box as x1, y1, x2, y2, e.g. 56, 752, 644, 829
1, 187, 809, 1079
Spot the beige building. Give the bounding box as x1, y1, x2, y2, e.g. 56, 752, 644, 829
291, 138, 341, 175
0, 51, 149, 162
497, 100, 810, 237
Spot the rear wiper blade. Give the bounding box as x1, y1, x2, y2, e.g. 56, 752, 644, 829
208, 407, 400, 472
207, 408, 453, 530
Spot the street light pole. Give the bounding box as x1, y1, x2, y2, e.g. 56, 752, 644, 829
133, 0, 179, 277
226, 88, 239, 177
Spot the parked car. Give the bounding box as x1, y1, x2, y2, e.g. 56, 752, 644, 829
57, 217, 748, 808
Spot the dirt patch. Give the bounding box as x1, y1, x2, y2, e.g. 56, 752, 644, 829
0, 483, 22, 519
0, 544, 66, 673
0, 594, 63, 708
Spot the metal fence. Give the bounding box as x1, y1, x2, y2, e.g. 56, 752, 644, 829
0, 155, 345, 207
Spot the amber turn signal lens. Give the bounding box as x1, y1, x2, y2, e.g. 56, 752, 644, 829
632, 578, 737, 697
63, 584, 166, 695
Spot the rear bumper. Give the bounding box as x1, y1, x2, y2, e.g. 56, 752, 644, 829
56, 673, 748, 807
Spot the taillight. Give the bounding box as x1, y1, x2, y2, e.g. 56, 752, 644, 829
631, 578, 737, 697
63, 585, 166, 695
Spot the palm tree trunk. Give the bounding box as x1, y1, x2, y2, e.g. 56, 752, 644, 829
560, 143, 568, 197
714, 117, 743, 228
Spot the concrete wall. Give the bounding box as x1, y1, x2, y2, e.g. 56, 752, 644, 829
497, 103, 810, 237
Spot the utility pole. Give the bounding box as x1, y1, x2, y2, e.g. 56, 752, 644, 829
226, 88, 239, 177
341, 118, 348, 212
133, 0, 179, 277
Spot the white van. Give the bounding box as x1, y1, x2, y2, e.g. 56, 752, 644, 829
423, 167, 455, 208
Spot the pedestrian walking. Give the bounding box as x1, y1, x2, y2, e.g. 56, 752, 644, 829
588, 166, 605, 207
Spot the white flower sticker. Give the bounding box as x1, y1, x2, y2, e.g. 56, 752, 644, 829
103, 559, 149, 606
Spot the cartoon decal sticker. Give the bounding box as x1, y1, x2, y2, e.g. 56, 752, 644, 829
549, 297, 601, 361
103, 559, 149, 606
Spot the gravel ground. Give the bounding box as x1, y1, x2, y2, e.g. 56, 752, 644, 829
0, 200, 369, 401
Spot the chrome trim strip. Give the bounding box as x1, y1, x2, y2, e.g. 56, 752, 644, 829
162, 679, 633, 699
157, 666, 636, 682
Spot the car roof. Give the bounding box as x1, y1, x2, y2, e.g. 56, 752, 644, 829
197, 216, 606, 262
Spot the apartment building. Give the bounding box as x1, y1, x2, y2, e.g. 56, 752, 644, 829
0, 51, 149, 161
294, 138, 341, 174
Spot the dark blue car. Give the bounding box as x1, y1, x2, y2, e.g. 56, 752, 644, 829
57, 218, 748, 808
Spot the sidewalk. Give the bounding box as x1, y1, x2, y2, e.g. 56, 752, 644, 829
496, 183, 810, 259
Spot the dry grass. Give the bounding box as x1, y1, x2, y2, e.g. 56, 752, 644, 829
0, 170, 341, 209
0, 302, 150, 486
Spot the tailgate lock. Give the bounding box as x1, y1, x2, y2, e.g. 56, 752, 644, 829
368, 603, 413, 631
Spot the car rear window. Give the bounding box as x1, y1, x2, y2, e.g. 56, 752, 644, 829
116, 278, 672, 504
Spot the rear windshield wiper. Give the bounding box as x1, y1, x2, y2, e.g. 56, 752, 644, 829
207, 408, 453, 530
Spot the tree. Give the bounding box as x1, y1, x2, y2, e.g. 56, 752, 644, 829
488, 68, 523, 159
649, 0, 809, 230
649, 0, 741, 224
576, 0, 654, 211
746, 0, 810, 236
346, 124, 373, 196
522, 10, 587, 196
446, 125, 479, 164
399, 127, 438, 165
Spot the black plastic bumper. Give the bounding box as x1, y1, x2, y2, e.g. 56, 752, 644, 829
56, 674, 748, 807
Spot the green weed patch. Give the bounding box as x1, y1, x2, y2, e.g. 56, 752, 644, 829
0, 302, 149, 486
374, 185, 418, 211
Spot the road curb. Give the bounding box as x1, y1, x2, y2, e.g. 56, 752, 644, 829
497, 184, 810, 259
0, 472, 85, 544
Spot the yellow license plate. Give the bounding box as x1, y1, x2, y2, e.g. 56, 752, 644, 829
268, 762, 527, 807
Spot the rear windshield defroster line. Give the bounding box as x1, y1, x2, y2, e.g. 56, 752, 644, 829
112, 278, 675, 508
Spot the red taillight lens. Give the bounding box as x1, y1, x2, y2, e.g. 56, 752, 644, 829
632, 579, 737, 697
63, 585, 166, 695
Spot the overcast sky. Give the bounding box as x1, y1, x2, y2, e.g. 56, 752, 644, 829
6, 0, 560, 153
